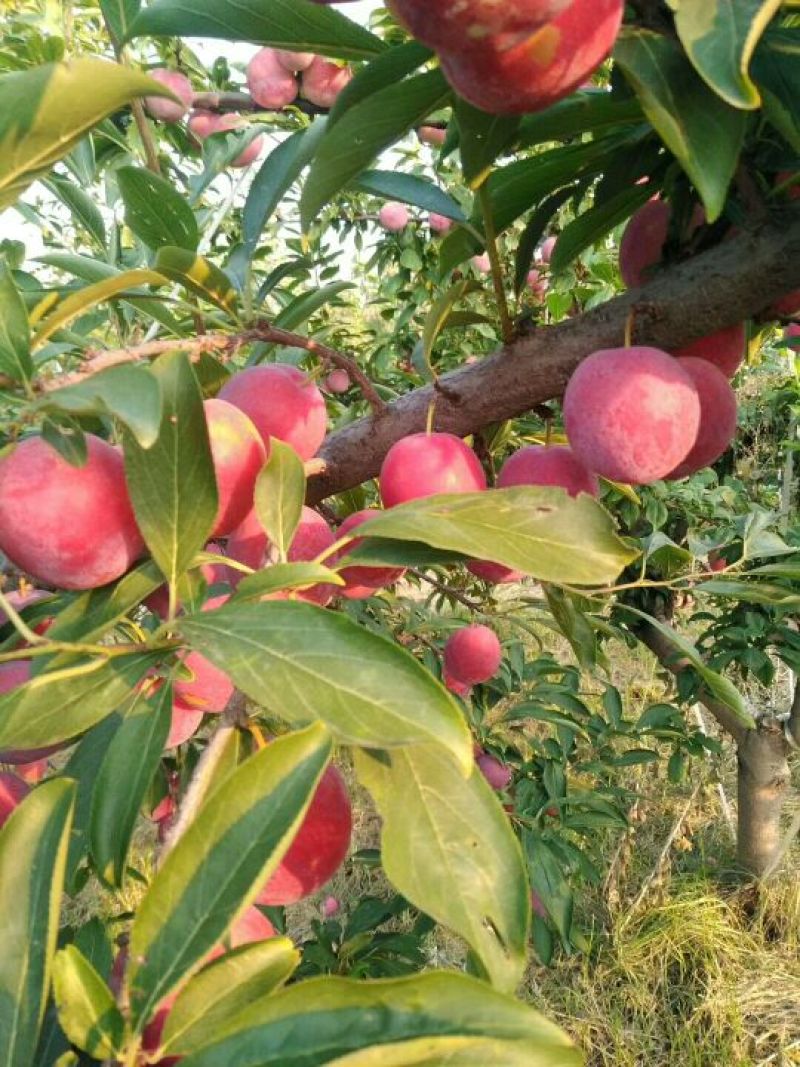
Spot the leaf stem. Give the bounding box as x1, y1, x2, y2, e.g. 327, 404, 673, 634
477, 183, 513, 345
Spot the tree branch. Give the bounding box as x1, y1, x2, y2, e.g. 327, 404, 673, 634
306, 212, 800, 503
788, 674, 800, 749
191, 90, 328, 118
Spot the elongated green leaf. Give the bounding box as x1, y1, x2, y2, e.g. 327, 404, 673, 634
235, 562, 345, 600
46, 178, 106, 251
549, 178, 654, 273
253, 439, 305, 562
672, 0, 783, 109
455, 98, 520, 189
127, 0, 385, 59
46, 560, 163, 643
0, 780, 76, 1067
696, 578, 800, 606
516, 93, 644, 148
355, 745, 529, 993
123, 351, 218, 595
162, 938, 299, 1055
614, 29, 746, 221
301, 70, 452, 231
513, 186, 578, 295
0, 259, 33, 385
0, 650, 160, 750
328, 41, 433, 125
154, 246, 238, 315
90, 681, 172, 886
0, 59, 173, 211
34, 363, 163, 448
752, 29, 800, 152
622, 605, 756, 728
243, 120, 327, 256
101, 0, 141, 44
272, 281, 354, 333
350, 487, 637, 586
352, 171, 466, 223
117, 166, 199, 251
31, 269, 167, 347
175, 972, 579, 1067
327, 1036, 560, 1065
126, 723, 332, 1027
176, 600, 472, 765
421, 279, 483, 374
51, 946, 124, 1058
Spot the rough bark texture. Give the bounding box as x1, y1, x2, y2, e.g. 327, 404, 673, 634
737, 720, 792, 878
308, 211, 800, 504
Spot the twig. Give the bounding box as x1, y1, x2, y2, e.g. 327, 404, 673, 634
130, 98, 162, 176
191, 90, 328, 118
477, 183, 514, 345
409, 568, 483, 612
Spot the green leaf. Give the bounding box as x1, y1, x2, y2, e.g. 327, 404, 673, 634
253, 440, 306, 563
235, 562, 345, 600
696, 578, 800, 606
272, 281, 354, 333
123, 351, 218, 596
301, 70, 452, 231
243, 120, 328, 257
161, 938, 299, 1056
671, 0, 783, 109
349, 487, 638, 586
100, 0, 141, 44
353, 171, 466, 223
89, 681, 172, 886
455, 98, 520, 188
46, 560, 163, 644
420, 279, 483, 376
51, 946, 124, 1058
126, 723, 332, 1027
34, 364, 163, 448
355, 745, 529, 993
328, 41, 432, 125
0, 259, 33, 385
549, 179, 655, 273
46, 178, 106, 251
622, 605, 756, 729
325, 1036, 557, 1065
0, 650, 160, 751
0, 59, 174, 211
513, 186, 578, 295
751, 28, 800, 152
614, 29, 746, 221
117, 166, 199, 251
176, 600, 472, 765
31, 269, 167, 347
523, 833, 573, 944
516, 93, 644, 148
154, 246, 238, 315
0, 779, 76, 1067
174, 972, 579, 1067
127, 0, 385, 59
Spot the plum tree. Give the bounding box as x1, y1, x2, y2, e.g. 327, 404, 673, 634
437, 0, 624, 114
246, 48, 299, 110
144, 68, 194, 122
387, 0, 571, 52
673, 322, 746, 380
0, 771, 30, 829
227, 506, 337, 605
380, 432, 487, 506
219, 365, 327, 460
204, 399, 267, 537
257, 764, 352, 905
563, 346, 702, 484
0, 435, 144, 590
497, 444, 599, 497
444, 624, 502, 687
668, 358, 738, 479
187, 110, 263, 167
378, 201, 410, 231
301, 57, 353, 107
333, 509, 406, 599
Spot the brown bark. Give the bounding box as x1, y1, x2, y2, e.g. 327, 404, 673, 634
737, 719, 792, 878
308, 211, 800, 503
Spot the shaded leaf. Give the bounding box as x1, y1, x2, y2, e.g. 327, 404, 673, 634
154, 246, 238, 315
117, 166, 199, 251
0, 259, 33, 385
52, 946, 124, 1058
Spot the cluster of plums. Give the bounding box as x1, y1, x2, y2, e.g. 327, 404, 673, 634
388, 0, 624, 114
142, 48, 353, 169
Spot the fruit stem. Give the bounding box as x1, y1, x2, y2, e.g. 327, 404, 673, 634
477, 183, 513, 345
425, 399, 436, 435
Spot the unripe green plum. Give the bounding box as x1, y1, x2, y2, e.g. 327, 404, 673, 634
218, 364, 327, 460
667, 358, 738, 479
256, 764, 352, 905
379, 432, 486, 507
444, 624, 502, 686
0, 435, 144, 590
563, 346, 701, 485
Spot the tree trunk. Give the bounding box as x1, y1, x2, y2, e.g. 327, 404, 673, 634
736, 719, 792, 877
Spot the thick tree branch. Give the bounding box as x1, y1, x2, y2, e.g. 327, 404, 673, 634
307, 212, 800, 503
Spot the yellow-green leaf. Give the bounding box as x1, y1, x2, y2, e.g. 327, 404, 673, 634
31, 270, 167, 347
